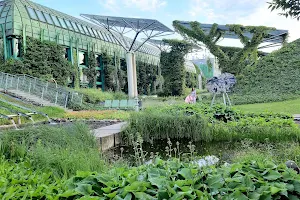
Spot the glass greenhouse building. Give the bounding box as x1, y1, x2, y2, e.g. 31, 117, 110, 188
0, 0, 161, 89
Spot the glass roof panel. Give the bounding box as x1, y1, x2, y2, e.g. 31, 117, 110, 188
58, 17, 67, 29
43, 12, 53, 24
51, 15, 61, 26
89, 28, 96, 37
35, 10, 46, 22
77, 24, 86, 34
65, 20, 74, 30
83, 26, 91, 35
97, 31, 105, 40
70, 21, 79, 32
26, 7, 38, 20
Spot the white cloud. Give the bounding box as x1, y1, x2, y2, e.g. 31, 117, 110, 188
237, 3, 300, 42
102, 0, 167, 12
102, 0, 119, 12
124, 0, 167, 11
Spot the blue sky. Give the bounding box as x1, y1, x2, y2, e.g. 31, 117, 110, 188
33, 0, 299, 53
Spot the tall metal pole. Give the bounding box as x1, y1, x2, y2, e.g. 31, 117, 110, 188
126, 51, 134, 98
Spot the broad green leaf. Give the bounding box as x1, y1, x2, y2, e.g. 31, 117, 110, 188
178, 168, 193, 180
292, 180, 300, 193
75, 184, 94, 196
106, 191, 118, 198
263, 170, 281, 181
270, 186, 281, 195
148, 177, 167, 188
134, 192, 156, 200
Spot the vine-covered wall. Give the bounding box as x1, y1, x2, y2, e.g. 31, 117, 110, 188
160, 39, 193, 96
0, 37, 73, 86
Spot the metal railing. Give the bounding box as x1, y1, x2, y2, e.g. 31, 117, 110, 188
0, 72, 83, 108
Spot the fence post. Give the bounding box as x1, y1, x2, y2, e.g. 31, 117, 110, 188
33, 77, 37, 90
41, 87, 44, 100
16, 77, 20, 90
71, 92, 74, 101
45, 82, 48, 94
55, 90, 58, 105
28, 81, 31, 93
4, 74, 8, 91
64, 93, 69, 108
80, 94, 83, 106
10, 76, 13, 88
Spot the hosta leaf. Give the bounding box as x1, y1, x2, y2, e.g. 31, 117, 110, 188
75, 184, 94, 196
106, 191, 118, 198
270, 186, 282, 195
148, 177, 167, 188
263, 170, 281, 181
134, 192, 156, 200
207, 174, 224, 189
102, 187, 111, 194
292, 180, 300, 193
178, 168, 193, 180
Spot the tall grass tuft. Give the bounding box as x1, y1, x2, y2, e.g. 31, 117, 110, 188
0, 123, 106, 177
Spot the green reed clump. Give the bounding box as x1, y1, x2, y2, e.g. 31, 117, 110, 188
124, 110, 211, 143
124, 104, 300, 144
0, 123, 106, 177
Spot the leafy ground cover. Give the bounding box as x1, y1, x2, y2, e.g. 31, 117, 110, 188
2, 157, 300, 199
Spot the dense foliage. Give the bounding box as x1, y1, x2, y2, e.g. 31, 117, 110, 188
124, 104, 298, 143
84, 51, 97, 88
160, 39, 193, 96
233, 38, 300, 104
3, 158, 300, 199
269, 0, 300, 20
0, 37, 73, 86
173, 21, 275, 75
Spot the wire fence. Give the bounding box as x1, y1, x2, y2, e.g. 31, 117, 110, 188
0, 72, 83, 108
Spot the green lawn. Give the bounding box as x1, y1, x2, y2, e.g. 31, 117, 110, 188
234, 98, 300, 115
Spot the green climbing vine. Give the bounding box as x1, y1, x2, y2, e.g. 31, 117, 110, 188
0, 37, 73, 86
84, 51, 97, 88
173, 21, 275, 75
72, 49, 80, 89
160, 39, 192, 96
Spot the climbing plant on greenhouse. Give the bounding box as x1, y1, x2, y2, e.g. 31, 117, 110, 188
173, 21, 275, 75
160, 39, 192, 96
84, 51, 97, 88
0, 37, 73, 86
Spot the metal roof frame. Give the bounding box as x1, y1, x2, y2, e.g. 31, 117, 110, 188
80, 14, 174, 52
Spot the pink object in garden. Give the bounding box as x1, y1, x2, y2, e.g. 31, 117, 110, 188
185, 95, 193, 103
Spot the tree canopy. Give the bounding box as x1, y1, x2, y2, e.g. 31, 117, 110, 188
268, 0, 300, 20
173, 21, 274, 75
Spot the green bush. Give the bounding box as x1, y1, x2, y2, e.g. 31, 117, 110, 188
0, 123, 106, 177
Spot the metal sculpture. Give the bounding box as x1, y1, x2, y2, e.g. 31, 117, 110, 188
206, 73, 236, 107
